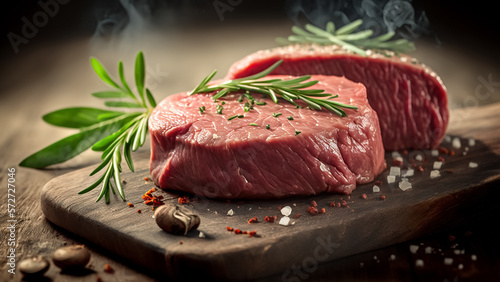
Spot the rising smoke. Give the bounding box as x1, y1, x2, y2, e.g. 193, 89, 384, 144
285, 0, 433, 41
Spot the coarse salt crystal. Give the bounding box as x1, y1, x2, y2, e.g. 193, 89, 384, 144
433, 161, 443, 170
425, 246, 433, 254
415, 154, 423, 161
389, 166, 401, 176
279, 216, 290, 226
391, 151, 401, 158
227, 209, 234, 216
469, 138, 476, 147
430, 170, 441, 179
394, 156, 403, 163
471, 254, 477, 261
431, 150, 439, 157
410, 245, 419, 254
399, 180, 412, 191
469, 162, 478, 168
458, 263, 464, 270
199, 232, 206, 238
444, 257, 453, 265
452, 137, 461, 149
281, 206, 292, 216
387, 175, 396, 184
373, 185, 380, 193
214, 211, 218, 215
402, 169, 414, 177
389, 254, 396, 261
415, 259, 424, 267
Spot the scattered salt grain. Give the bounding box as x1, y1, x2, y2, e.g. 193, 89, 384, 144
454, 249, 461, 255
214, 211, 218, 215
415, 259, 424, 267
444, 257, 453, 266
399, 180, 412, 191
387, 175, 396, 184
444, 135, 451, 143
430, 170, 441, 179
391, 151, 401, 158
425, 246, 433, 254
402, 169, 414, 177
281, 206, 292, 216
227, 209, 234, 216
458, 263, 464, 270
469, 162, 478, 168
373, 185, 380, 193
199, 232, 206, 238
452, 137, 461, 149
249, 207, 252, 211
431, 150, 439, 157
410, 245, 419, 254
389, 254, 396, 261
468, 138, 476, 147
394, 156, 403, 163
415, 154, 423, 161
389, 166, 401, 176
279, 216, 290, 226
433, 161, 443, 170
465, 147, 469, 151
471, 254, 477, 261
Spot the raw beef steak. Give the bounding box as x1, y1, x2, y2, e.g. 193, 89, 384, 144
226, 44, 449, 150
149, 75, 385, 199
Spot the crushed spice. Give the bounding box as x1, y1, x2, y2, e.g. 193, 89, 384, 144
248, 217, 258, 224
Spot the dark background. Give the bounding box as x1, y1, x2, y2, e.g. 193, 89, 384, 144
1, 0, 499, 64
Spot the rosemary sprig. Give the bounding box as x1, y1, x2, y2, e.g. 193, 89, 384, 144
19, 51, 157, 203
189, 60, 357, 116
276, 19, 415, 56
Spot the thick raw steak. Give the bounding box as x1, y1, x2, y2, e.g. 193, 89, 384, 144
226, 44, 449, 151
149, 75, 385, 199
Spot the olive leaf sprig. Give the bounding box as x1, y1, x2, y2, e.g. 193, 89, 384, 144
276, 19, 415, 56
189, 59, 357, 117
19, 51, 157, 203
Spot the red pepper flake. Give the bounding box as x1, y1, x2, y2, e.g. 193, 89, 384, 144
329, 201, 336, 207
226, 226, 234, 231
393, 159, 403, 167
403, 150, 408, 155
144, 177, 149, 181
234, 229, 242, 234
449, 235, 456, 242
438, 156, 445, 162
374, 180, 383, 185
178, 196, 190, 204
361, 193, 367, 199
127, 203, 134, 207
295, 213, 301, 218
341, 200, 348, 207
417, 165, 424, 172
242, 231, 248, 234
179, 241, 183, 245
336, 202, 341, 208
249, 231, 257, 237
381, 195, 386, 200
449, 150, 455, 156
264, 216, 275, 223
103, 263, 114, 273
248, 217, 258, 224
137, 209, 141, 213
307, 206, 319, 215
320, 208, 326, 214
438, 146, 449, 155
311, 200, 318, 207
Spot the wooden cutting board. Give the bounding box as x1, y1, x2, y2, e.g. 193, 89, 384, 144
41, 103, 500, 281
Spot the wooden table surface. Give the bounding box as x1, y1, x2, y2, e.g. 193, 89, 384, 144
1, 19, 500, 281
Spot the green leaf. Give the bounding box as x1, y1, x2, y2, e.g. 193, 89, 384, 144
92, 114, 143, 152
123, 141, 134, 172
104, 101, 144, 108
118, 61, 134, 98
19, 114, 140, 169
135, 51, 145, 103
91, 58, 121, 90
43, 107, 118, 129
92, 91, 130, 98
146, 88, 157, 108
97, 112, 125, 121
